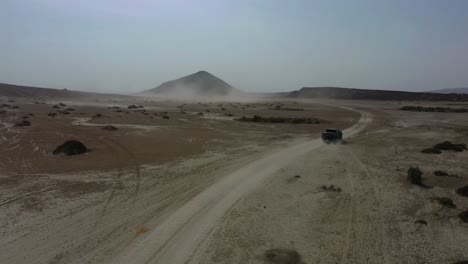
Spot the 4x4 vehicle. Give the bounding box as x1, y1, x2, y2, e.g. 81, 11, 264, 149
321, 128, 343, 143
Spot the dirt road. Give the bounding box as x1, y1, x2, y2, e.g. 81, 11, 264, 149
111, 109, 371, 264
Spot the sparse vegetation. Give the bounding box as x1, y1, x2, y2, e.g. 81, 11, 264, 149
421, 141, 466, 154
400, 106, 468, 113
433, 141, 467, 152
14, 120, 31, 127
237, 115, 322, 124
431, 197, 456, 208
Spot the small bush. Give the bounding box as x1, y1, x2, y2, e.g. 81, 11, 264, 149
407, 167, 423, 185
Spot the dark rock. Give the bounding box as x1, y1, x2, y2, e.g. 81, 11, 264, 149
456, 185, 468, 197
264, 249, 301, 264
433, 170, 449, 176
414, 219, 428, 225
53, 140, 88, 156
458, 210, 468, 223
421, 148, 442, 154
128, 105, 138, 109
52, 105, 60, 109
48, 113, 57, 117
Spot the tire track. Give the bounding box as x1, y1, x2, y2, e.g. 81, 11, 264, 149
111, 107, 372, 264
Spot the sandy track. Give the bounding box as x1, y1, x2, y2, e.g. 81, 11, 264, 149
111, 108, 371, 264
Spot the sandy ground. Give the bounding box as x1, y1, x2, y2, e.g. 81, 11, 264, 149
1, 99, 467, 264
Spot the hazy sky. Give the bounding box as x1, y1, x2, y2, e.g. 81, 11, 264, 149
1, 0, 468, 93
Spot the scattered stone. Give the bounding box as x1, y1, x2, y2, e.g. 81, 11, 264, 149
294, 175, 301, 178
48, 113, 57, 117
456, 185, 468, 197
162, 115, 170, 119
92, 114, 103, 118
128, 105, 138, 109
102, 125, 118, 131
264, 249, 301, 264
53, 140, 88, 156
52, 105, 60, 109
197, 112, 204, 116
138, 105, 144, 108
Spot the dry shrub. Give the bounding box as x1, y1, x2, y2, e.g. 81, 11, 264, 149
407, 166, 423, 185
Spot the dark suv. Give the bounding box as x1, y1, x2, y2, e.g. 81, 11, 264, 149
321, 128, 343, 143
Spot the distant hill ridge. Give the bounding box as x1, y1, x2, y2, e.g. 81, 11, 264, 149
429, 88, 468, 94
144, 71, 241, 97
0, 83, 130, 100
288, 87, 468, 101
